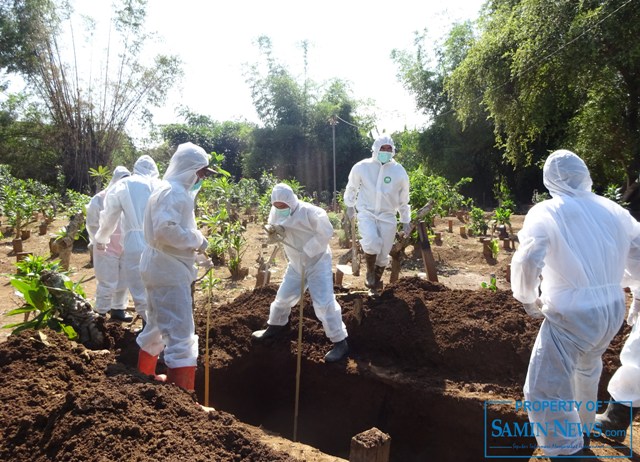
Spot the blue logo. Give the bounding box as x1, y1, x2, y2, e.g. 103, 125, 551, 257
484, 399, 632, 458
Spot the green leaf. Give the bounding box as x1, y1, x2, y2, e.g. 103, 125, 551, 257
9, 278, 32, 296
60, 323, 78, 340
5, 305, 38, 316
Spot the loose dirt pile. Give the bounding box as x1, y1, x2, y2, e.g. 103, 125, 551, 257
0, 277, 635, 461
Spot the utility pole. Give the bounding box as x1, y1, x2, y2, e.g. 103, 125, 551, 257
329, 115, 338, 211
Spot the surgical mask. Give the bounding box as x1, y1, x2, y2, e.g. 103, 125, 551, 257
191, 179, 203, 191
377, 151, 392, 164
275, 207, 291, 217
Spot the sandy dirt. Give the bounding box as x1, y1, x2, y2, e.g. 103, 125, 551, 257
1, 212, 638, 461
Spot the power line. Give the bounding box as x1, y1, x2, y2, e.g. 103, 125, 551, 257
441, 0, 634, 120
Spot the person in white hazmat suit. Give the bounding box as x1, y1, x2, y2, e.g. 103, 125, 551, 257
136, 142, 215, 392
94, 155, 160, 323
511, 149, 640, 459
343, 134, 411, 292
595, 290, 640, 437
251, 183, 349, 362
86, 166, 131, 320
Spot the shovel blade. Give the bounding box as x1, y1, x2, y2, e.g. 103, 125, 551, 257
336, 264, 353, 275
352, 259, 360, 277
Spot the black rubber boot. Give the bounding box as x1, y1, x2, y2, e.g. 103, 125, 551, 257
374, 265, 385, 290
324, 339, 349, 363
364, 253, 377, 288
110, 309, 133, 322
251, 324, 288, 341
595, 400, 639, 441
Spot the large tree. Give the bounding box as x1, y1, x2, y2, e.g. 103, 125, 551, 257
448, 0, 640, 187
160, 108, 254, 179
0, 0, 182, 191
392, 23, 531, 205
243, 36, 370, 197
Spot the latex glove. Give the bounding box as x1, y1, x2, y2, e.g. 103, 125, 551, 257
401, 222, 412, 238
95, 243, 107, 252
628, 298, 640, 326
197, 237, 208, 254
265, 224, 285, 244
346, 206, 355, 220
195, 253, 213, 270
522, 299, 544, 319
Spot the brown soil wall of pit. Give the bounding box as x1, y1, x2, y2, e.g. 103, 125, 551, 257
192, 277, 631, 461
203, 348, 535, 461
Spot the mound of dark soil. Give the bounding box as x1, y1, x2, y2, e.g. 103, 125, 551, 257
0, 276, 631, 461
0, 329, 294, 462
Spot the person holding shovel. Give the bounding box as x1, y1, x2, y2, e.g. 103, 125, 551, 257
343, 134, 411, 292
251, 183, 349, 363
136, 142, 216, 392
511, 149, 640, 460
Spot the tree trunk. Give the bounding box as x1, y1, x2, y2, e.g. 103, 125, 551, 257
49, 212, 84, 270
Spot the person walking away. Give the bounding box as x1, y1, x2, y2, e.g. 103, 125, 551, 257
343, 134, 411, 292
136, 142, 215, 392
94, 155, 160, 323
511, 149, 640, 460
252, 183, 349, 362
86, 166, 132, 320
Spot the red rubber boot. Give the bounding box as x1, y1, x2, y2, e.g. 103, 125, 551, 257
166, 366, 196, 392
137, 350, 166, 382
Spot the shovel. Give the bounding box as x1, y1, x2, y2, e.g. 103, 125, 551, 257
336, 216, 360, 276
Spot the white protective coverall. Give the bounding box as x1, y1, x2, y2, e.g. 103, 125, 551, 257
511, 149, 640, 456
95, 155, 160, 321
608, 322, 640, 406
267, 183, 348, 343
343, 135, 411, 266
86, 166, 131, 314
136, 143, 210, 369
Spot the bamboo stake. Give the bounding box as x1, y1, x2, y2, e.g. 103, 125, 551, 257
204, 280, 212, 408
293, 266, 305, 442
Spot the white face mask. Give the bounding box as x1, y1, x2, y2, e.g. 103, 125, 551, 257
275, 207, 291, 217
377, 151, 392, 164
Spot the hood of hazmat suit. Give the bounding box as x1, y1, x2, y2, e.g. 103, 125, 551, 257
268, 183, 333, 274
370, 134, 396, 158
510, 150, 640, 456
140, 142, 211, 287
86, 166, 131, 254
95, 155, 160, 254
343, 134, 410, 224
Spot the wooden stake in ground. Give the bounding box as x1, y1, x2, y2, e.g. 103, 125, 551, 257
416, 221, 439, 282
389, 202, 434, 283
349, 427, 391, 462
49, 212, 84, 270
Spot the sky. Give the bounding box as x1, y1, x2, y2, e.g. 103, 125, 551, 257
40, 1, 486, 140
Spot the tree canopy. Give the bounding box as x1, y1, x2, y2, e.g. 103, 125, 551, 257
0, 0, 182, 191
447, 0, 640, 187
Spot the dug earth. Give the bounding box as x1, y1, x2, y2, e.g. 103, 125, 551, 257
1, 214, 638, 461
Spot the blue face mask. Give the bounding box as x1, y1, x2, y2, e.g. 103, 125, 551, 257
275, 207, 291, 217
377, 151, 392, 164
191, 179, 203, 191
